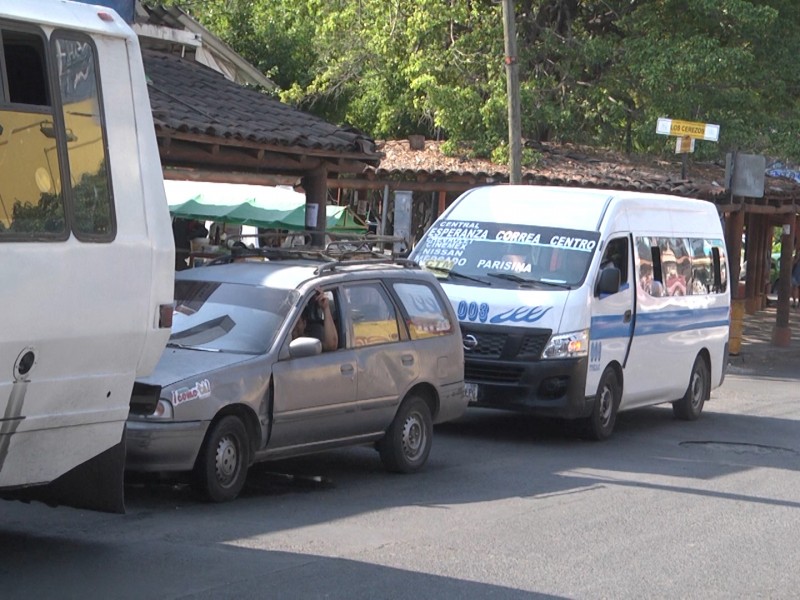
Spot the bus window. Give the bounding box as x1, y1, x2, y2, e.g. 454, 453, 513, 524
54, 34, 115, 240
0, 28, 67, 238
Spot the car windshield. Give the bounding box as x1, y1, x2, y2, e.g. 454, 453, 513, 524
170, 280, 298, 354
411, 219, 600, 288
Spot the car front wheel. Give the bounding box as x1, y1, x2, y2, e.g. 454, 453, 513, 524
379, 395, 433, 473
193, 415, 250, 502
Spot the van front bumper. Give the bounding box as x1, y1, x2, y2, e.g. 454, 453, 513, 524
465, 356, 591, 419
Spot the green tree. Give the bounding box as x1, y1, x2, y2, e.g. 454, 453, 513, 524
161, 0, 800, 162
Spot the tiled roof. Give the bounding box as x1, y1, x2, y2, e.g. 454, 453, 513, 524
370, 140, 800, 204
142, 49, 380, 161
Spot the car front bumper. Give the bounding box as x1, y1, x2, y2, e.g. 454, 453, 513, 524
125, 419, 210, 473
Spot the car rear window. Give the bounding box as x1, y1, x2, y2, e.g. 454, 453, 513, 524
392, 282, 454, 339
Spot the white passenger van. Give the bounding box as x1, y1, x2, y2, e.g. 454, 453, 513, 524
410, 185, 729, 439
0, 1, 174, 510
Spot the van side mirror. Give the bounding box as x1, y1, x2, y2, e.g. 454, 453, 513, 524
596, 266, 621, 296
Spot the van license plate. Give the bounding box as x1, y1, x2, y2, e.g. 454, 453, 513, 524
465, 383, 479, 403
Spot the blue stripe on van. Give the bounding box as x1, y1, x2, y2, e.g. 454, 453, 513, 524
591, 306, 729, 340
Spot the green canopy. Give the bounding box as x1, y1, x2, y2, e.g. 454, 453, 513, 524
165, 180, 367, 232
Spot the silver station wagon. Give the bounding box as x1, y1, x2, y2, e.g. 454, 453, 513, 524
126, 250, 466, 502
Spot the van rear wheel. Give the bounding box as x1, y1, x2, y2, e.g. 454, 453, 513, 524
673, 356, 709, 421
583, 367, 620, 441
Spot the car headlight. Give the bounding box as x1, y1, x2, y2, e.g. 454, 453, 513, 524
542, 329, 589, 359
146, 398, 174, 420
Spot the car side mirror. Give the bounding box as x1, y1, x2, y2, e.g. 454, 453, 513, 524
596, 266, 621, 296
288, 337, 322, 358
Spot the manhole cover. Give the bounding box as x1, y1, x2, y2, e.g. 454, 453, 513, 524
680, 441, 798, 456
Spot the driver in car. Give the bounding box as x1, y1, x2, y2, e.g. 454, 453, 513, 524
291, 290, 339, 351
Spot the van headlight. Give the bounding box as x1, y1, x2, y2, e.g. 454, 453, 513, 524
542, 329, 589, 359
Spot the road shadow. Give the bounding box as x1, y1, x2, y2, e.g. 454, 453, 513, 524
0, 527, 560, 599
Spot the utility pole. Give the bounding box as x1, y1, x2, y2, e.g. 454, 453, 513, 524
501, 0, 522, 184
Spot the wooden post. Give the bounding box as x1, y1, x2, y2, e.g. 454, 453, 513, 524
302, 166, 328, 248
773, 218, 794, 346
725, 207, 744, 298
501, 0, 522, 184
437, 190, 446, 216
744, 214, 757, 313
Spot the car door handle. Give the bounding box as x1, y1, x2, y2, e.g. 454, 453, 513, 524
623, 310, 632, 323
340, 364, 355, 375
401, 355, 415, 366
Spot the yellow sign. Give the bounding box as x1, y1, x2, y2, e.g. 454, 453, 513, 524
656, 117, 719, 142
675, 136, 695, 154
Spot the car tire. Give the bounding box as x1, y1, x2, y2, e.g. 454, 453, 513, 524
583, 367, 620, 441
672, 356, 709, 421
378, 395, 433, 473
193, 415, 250, 502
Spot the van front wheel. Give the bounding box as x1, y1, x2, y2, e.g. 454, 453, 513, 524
583, 368, 620, 441
673, 356, 709, 421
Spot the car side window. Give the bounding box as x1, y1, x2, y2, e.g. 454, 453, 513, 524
344, 283, 400, 347
392, 282, 454, 339
291, 288, 340, 352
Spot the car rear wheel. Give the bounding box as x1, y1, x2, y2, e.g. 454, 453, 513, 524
193, 415, 250, 502
378, 395, 433, 473
672, 356, 709, 421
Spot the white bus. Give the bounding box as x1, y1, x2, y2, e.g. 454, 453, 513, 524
411, 186, 730, 440
0, 1, 173, 511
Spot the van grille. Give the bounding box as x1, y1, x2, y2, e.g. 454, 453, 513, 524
519, 334, 550, 358
464, 331, 506, 358
466, 363, 525, 384
462, 325, 551, 361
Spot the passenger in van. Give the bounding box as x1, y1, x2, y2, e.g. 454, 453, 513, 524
501, 253, 528, 272
560, 250, 586, 283
291, 290, 339, 351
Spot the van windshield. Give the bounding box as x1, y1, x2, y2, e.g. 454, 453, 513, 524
411, 219, 600, 288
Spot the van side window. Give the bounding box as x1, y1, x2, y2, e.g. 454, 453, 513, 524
53, 34, 115, 240
601, 237, 629, 282
393, 282, 454, 339
345, 283, 400, 347
0, 28, 67, 239
637, 236, 727, 297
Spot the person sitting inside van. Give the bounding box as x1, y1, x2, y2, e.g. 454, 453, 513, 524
291, 290, 338, 351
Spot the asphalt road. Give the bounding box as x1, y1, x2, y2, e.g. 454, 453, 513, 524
2, 364, 800, 599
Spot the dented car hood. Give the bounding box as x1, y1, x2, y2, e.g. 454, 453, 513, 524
136, 346, 257, 388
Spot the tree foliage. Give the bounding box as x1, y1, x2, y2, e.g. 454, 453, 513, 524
163, 0, 800, 161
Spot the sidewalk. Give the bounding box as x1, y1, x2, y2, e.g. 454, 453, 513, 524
728, 305, 800, 376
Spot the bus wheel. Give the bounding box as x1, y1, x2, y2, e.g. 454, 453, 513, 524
584, 367, 620, 441
193, 415, 250, 502
673, 356, 709, 421
378, 395, 433, 473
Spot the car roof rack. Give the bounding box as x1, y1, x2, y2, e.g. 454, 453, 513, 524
197, 233, 416, 269
314, 256, 419, 275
